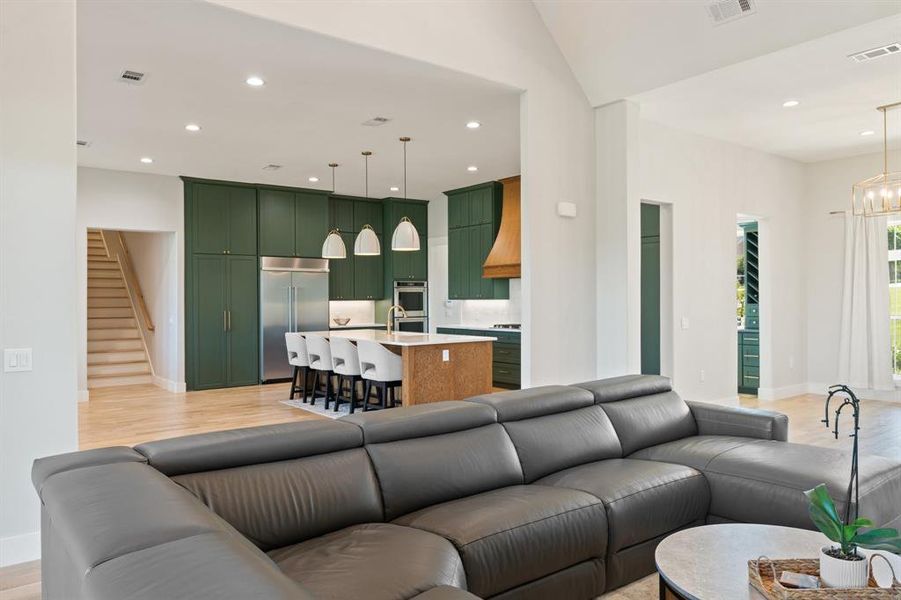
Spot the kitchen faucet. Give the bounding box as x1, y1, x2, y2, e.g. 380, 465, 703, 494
386, 304, 407, 335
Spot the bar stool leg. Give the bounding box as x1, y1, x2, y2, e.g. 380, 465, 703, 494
300, 366, 309, 403
334, 375, 344, 412
362, 380, 372, 411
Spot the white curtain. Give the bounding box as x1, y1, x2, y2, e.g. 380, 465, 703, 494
838, 214, 894, 390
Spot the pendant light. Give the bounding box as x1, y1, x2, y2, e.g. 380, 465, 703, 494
852, 101, 901, 217
354, 151, 381, 255
321, 162, 347, 259
392, 136, 421, 252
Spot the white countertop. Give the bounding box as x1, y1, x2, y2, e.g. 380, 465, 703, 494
443, 324, 521, 334
329, 322, 386, 329
300, 329, 496, 347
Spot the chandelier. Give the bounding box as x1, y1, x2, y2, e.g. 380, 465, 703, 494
852, 101, 901, 217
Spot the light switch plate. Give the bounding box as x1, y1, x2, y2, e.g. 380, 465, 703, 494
4, 348, 33, 372
681, 317, 690, 330
442, 349, 450, 362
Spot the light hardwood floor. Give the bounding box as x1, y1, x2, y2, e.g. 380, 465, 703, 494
2, 385, 899, 599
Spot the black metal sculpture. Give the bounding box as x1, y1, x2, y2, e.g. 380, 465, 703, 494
822, 384, 861, 524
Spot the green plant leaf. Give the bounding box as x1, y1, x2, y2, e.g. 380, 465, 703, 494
805, 484, 843, 542
805, 484, 842, 524
852, 528, 901, 554
850, 517, 874, 528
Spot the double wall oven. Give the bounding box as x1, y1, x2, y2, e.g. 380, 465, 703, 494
393, 281, 428, 333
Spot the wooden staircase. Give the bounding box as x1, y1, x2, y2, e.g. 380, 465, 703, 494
87, 229, 153, 388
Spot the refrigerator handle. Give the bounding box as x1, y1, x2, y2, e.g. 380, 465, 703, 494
287, 286, 293, 332
293, 286, 300, 333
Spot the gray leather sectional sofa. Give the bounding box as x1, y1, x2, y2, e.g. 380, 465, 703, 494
33, 375, 901, 599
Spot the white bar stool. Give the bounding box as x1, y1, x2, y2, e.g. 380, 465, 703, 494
305, 334, 335, 409
284, 332, 311, 402
329, 337, 364, 413
356, 339, 403, 410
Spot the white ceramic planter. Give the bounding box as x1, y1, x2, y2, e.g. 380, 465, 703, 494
819, 546, 869, 588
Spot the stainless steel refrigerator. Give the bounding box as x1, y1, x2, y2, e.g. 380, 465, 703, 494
260, 257, 329, 382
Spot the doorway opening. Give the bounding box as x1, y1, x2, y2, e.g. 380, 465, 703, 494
640, 203, 661, 375
737, 218, 760, 395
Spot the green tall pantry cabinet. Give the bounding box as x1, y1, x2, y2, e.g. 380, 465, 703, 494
445, 182, 508, 299
184, 179, 259, 390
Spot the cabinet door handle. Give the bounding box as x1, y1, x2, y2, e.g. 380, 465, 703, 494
745, 354, 759, 358
223, 310, 228, 332
228, 310, 232, 331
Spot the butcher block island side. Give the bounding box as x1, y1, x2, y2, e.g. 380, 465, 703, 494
300, 330, 495, 406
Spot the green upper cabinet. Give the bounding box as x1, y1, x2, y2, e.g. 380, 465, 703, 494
191, 182, 257, 255
354, 235, 383, 300
329, 232, 356, 300
258, 189, 295, 257
295, 191, 329, 258
445, 181, 508, 299
258, 187, 330, 258
330, 196, 355, 232
382, 198, 429, 290
353, 199, 383, 235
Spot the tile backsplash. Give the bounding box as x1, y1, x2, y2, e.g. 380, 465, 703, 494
329, 300, 376, 325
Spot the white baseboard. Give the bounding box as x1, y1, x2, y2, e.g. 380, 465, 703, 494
807, 381, 901, 403
0, 531, 39, 567
757, 383, 807, 401
152, 376, 186, 393
77, 389, 90, 402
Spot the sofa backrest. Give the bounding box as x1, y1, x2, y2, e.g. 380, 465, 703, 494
137, 420, 383, 551
343, 402, 524, 520
467, 386, 623, 482
574, 375, 697, 456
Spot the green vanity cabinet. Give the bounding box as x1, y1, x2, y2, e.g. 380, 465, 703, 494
446, 182, 508, 300
258, 187, 330, 258
188, 254, 259, 390
190, 182, 257, 256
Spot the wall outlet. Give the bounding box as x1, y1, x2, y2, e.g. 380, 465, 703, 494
442, 349, 450, 362
681, 317, 690, 330
789, 355, 795, 369
4, 348, 33, 372
699, 369, 706, 383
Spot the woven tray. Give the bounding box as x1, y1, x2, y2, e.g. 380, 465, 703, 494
748, 556, 901, 599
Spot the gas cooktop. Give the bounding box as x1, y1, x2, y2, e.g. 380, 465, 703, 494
491, 323, 521, 330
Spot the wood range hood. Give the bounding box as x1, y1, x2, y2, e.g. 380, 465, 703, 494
482, 175, 520, 279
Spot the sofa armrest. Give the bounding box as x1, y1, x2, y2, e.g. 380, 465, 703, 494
687, 401, 789, 441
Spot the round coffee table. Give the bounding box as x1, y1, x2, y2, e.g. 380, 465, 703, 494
655, 524, 827, 599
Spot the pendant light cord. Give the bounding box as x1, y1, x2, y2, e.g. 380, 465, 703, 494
404, 139, 407, 200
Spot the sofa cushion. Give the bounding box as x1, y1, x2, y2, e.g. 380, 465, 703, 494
596, 391, 697, 456
629, 435, 762, 470
393, 485, 607, 598
697, 440, 901, 530
342, 400, 497, 444
536, 459, 708, 553
467, 385, 595, 421
366, 423, 523, 520
174, 448, 383, 551
574, 374, 672, 403
489, 559, 605, 600
268, 523, 465, 600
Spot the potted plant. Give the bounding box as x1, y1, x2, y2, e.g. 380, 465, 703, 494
805, 484, 901, 588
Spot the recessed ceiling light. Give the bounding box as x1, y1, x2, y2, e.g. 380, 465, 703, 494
466, 121, 481, 129
467, 165, 478, 172
308, 176, 319, 183
860, 130, 875, 136
782, 100, 800, 108
185, 123, 201, 132
140, 157, 153, 164
245, 76, 265, 87
389, 186, 400, 192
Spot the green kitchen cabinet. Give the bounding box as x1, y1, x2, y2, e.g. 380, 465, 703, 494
445, 182, 508, 300
382, 198, 429, 291
353, 199, 383, 235
329, 232, 356, 300
188, 254, 258, 390
330, 196, 355, 232
191, 182, 257, 256
354, 235, 383, 300
437, 327, 520, 389
259, 188, 330, 258
737, 221, 760, 394
258, 189, 296, 256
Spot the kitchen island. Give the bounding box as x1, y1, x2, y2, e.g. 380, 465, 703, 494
300, 330, 495, 406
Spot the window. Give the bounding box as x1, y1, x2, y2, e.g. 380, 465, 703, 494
890, 222, 901, 376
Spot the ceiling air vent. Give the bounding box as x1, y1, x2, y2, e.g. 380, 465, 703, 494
76, 140, 90, 147
262, 164, 282, 171
362, 116, 391, 127
119, 70, 145, 84
706, 0, 756, 25
849, 43, 901, 63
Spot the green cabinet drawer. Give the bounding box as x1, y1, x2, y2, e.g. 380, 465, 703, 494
742, 352, 759, 367
745, 316, 760, 330
746, 304, 759, 317
493, 341, 520, 364
741, 333, 760, 346
493, 363, 521, 386
742, 366, 759, 382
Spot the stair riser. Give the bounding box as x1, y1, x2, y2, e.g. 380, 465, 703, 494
88, 351, 146, 365
87, 297, 131, 308
88, 318, 137, 329
88, 339, 143, 352
88, 261, 118, 270
88, 362, 150, 376
87, 279, 125, 288
88, 288, 128, 298
87, 270, 122, 279
87, 328, 141, 341
88, 307, 134, 319
88, 374, 153, 388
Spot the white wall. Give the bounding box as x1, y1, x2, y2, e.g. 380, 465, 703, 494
207, 0, 598, 388
76, 167, 184, 393
121, 231, 182, 390
0, 0, 78, 566
803, 150, 901, 400
638, 120, 808, 403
